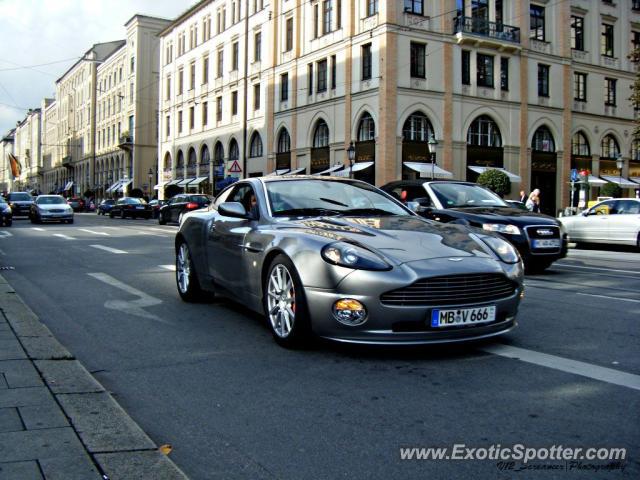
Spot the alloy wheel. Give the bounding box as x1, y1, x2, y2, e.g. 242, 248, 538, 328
176, 243, 191, 294
267, 264, 296, 338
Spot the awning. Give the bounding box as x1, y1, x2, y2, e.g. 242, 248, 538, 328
288, 167, 306, 175
106, 181, 122, 193
312, 164, 344, 176
153, 181, 168, 190
63, 181, 74, 191
405, 162, 454, 179
584, 175, 607, 186
189, 176, 209, 185
177, 177, 196, 187
600, 175, 639, 188
116, 179, 133, 192
333, 162, 375, 178
166, 179, 182, 186
630, 177, 640, 185
468, 166, 521, 182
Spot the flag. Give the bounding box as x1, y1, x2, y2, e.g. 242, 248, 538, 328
8, 153, 21, 178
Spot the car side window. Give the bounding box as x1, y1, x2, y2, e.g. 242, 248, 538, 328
615, 200, 639, 215
227, 184, 259, 219
593, 200, 615, 215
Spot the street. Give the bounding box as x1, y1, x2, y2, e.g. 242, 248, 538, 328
0, 213, 638, 479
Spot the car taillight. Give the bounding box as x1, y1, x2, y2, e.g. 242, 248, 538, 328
186, 202, 199, 209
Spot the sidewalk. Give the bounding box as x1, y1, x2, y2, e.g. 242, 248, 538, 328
0, 274, 188, 479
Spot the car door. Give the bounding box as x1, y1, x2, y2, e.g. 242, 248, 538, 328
207, 183, 257, 291
608, 200, 640, 244
577, 200, 615, 242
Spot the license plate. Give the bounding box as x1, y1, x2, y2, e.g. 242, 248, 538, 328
532, 239, 560, 248
136, 206, 144, 209
430, 305, 496, 328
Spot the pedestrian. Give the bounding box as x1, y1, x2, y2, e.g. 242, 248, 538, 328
518, 190, 528, 203
526, 189, 541, 213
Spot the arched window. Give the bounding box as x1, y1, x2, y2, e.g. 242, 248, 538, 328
163, 152, 171, 170
467, 115, 502, 147
249, 132, 263, 157
632, 138, 640, 161
532, 126, 555, 152
313, 120, 329, 148
200, 145, 210, 164
277, 129, 291, 153
176, 150, 184, 168
214, 142, 224, 165
601, 134, 620, 158
357, 112, 375, 141
402, 112, 433, 142
229, 139, 239, 160
187, 148, 196, 166
571, 132, 590, 156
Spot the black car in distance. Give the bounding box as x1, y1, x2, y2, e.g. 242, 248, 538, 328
109, 197, 152, 219
6, 192, 34, 217
381, 180, 568, 273
158, 194, 213, 225
0, 197, 12, 226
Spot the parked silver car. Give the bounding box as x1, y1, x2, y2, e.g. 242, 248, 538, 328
175, 177, 524, 348
30, 195, 74, 224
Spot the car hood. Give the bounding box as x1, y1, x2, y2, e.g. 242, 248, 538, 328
37, 204, 70, 211
440, 207, 559, 226
9, 200, 33, 205
278, 215, 495, 264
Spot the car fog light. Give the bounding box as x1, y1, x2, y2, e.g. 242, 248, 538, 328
333, 299, 367, 326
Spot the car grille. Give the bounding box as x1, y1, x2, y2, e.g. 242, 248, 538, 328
50, 209, 64, 213
524, 225, 562, 253
380, 273, 517, 307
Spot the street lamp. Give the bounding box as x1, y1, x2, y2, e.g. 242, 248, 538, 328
347, 142, 356, 179
148, 168, 154, 197
427, 135, 438, 180
615, 154, 624, 189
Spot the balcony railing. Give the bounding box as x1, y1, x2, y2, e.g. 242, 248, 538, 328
453, 16, 520, 44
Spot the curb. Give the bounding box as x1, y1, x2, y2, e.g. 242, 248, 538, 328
0, 274, 189, 479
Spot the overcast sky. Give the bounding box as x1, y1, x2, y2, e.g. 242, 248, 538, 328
0, 0, 192, 135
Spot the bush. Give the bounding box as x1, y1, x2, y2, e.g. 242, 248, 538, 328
129, 187, 144, 198
600, 182, 622, 198
477, 169, 511, 197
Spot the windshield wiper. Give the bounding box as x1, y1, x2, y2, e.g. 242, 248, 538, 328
338, 208, 400, 216
274, 207, 342, 217
319, 197, 349, 207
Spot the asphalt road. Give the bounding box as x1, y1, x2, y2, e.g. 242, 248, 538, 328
1, 213, 638, 479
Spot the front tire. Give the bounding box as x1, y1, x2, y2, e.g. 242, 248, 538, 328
109, 211, 115, 218
176, 240, 205, 302
264, 255, 311, 348
120, 210, 125, 219
158, 212, 166, 225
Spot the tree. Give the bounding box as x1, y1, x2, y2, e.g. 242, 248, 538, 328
630, 46, 640, 137
477, 169, 511, 197
600, 182, 621, 198
129, 187, 144, 198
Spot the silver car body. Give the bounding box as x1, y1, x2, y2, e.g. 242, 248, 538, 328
177, 177, 524, 345
32, 195, 74, 222
559, 198, 640, 247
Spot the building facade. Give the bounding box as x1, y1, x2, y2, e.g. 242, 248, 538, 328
13, 109, 43, 193
157, 0, 638, 214
0, 130, 15, 194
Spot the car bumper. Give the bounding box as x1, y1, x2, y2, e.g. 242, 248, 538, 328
39, 213, 74, 221
304, 257, 523, 345
505, 234, 568, 264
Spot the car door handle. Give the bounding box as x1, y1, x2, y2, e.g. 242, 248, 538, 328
241, 242, 263, 253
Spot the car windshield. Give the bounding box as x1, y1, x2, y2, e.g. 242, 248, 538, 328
124, 198, 146, 204
430, 183, 508, 208
36, 196, 66, 205
8, 193, 32, 201
266, 180, 410, 217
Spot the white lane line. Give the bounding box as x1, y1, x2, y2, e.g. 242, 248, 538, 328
79, 229, 110, 236
554, 263, 640, 275
87, 272, 167, 323
481, 344, 640, 391
576, 292, 640, 303
146, 227, 178, 233
136, 230, 167, 237
159, 264, 176, 271
53, 234, 75, 240
32, 227, 45, 232
89, 244, 127, 254
0, 231, 13, 238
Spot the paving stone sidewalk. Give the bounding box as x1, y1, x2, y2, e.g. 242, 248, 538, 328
0, 274, 188, 480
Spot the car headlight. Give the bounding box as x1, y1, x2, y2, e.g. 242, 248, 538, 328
66, 206, 73, 213
480, 235, 520, 264
482, 223, 521, 235
2, 207, 10, 213
321, 242, 391, 271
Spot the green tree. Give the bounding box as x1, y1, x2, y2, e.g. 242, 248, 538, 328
477, 169, 511, 197
600, 183, 621, 198
630, 46, 640, 137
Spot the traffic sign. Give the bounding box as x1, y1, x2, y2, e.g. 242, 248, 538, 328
570, 169, 578, 182
228, 160, 242, 173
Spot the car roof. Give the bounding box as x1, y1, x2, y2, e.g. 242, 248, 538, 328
381, 179, 474, 188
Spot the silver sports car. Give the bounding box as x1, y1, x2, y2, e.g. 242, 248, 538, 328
175, 176, 524, 347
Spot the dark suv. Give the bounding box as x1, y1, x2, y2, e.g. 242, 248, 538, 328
158, 194, 213, 225
381, 180, 568, 272
6, 192, 34, 217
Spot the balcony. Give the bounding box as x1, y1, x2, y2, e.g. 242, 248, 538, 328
62, 155, 73, 168
453, 16, 520, 51
118, 134, 133, 150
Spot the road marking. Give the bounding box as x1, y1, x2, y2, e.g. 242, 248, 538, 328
136, 230, 167, 237
53, 234, 75, 240
159, 264, 175, 271
0, 231, 13, 238
576, 292, 640, 303
481, 344, 640, 391
89, 245, 127, 254
87, 272, 166, 322
146, 227, 178, 233
32, 227, 45, 232
79, 229, 109, 236
554, 263, 640, 275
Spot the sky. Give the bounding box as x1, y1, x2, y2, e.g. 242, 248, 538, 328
0, 0, 193, 135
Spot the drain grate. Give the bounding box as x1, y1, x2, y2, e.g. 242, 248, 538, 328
0, 266, 15, 270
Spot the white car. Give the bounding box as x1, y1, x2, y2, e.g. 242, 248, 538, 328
559, 198, 640, 248
30, 195, 74, 224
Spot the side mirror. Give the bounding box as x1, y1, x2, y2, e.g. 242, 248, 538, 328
581, 210, 590, 217
406, 201, 420, 212
218, 201, 248, 218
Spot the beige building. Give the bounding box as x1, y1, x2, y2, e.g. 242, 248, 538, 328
157, 0, 638, 214
12, 108, 43, 193
0, 129, 16, 194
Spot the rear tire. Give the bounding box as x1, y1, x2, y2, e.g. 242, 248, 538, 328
109, 211, 115, 218
5, 219, 11, 227
175, 240, 206, 302
158, 212, 166, 225
263, 255, 311, 348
